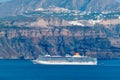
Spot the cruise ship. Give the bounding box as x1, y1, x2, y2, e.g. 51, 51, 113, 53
32, 52, 97, 65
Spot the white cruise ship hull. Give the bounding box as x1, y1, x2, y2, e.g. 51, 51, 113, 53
32, 60, 97, 65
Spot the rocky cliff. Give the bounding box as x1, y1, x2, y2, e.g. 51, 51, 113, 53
0, 25, 119, 59
0, 0, 120, 59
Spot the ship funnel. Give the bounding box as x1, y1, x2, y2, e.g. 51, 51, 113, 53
73, 52, 80, 57
75, 52, 79, 55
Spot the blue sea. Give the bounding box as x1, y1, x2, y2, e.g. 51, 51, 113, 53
0, 60, 120, 80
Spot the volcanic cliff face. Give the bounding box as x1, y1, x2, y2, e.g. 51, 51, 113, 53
0, 0, 120, 17
0, 25, 120, 59
0, 0, 120, 59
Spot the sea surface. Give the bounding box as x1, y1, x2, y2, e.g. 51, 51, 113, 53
0, 60, 120, 80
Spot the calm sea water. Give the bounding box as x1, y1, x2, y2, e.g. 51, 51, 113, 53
0, 60, 120, 80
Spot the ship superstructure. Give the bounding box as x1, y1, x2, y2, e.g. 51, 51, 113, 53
32, 52, 97, 65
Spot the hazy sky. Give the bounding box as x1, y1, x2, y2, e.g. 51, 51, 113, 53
117, 0, 120, 2
0, 0, 11, 2
0, 0, 120, 3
